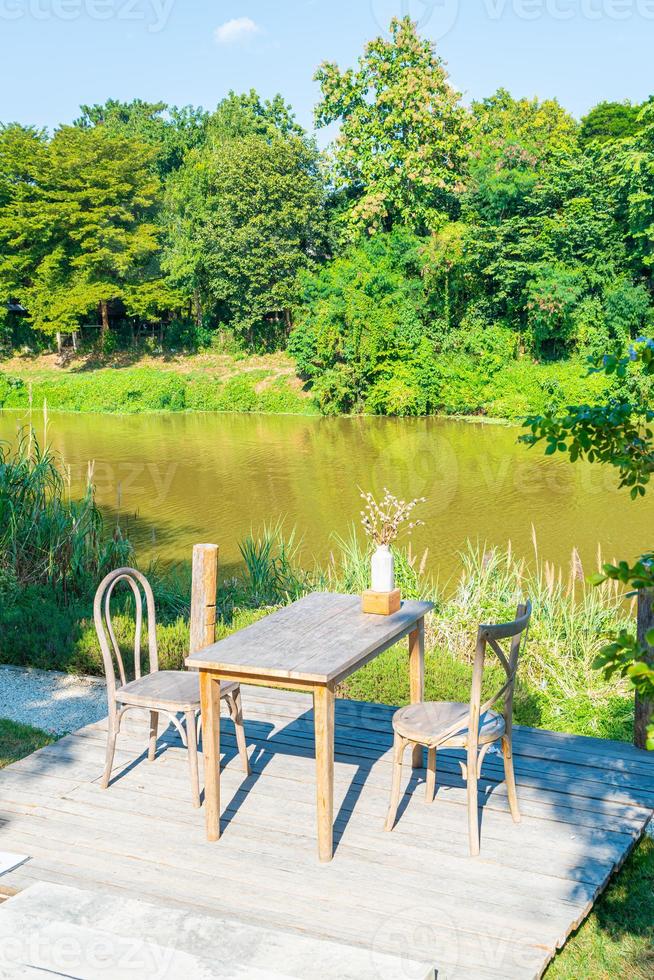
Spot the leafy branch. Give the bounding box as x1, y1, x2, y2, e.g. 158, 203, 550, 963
522, 341, 654, 499
522, 340, 654, 747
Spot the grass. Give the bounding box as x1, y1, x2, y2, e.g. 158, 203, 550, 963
546, 836, 654, 978
0, 350, 317, 416
0, 425, 132, 594
0, 717, 53, 769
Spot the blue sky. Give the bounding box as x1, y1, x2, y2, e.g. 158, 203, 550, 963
1, 0, 652, 140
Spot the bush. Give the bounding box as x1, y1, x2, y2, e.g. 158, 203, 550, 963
482, 357, 615, 419
164, 319, 214, 352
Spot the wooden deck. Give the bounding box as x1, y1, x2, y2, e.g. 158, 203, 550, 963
1, 686, 653, 979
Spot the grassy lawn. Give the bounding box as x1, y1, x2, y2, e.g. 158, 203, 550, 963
0, 351, 316, 415
0, 718, 54, 769
546, 835, 654, 978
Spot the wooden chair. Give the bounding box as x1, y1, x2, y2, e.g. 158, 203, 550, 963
94, 567, 249, 807
385, 601, 532, 856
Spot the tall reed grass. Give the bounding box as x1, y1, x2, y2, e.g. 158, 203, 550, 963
426, 534, 633, 738
0, 427, 130, 597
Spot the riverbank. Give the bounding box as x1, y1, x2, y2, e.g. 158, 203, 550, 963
0, 350, 613, 419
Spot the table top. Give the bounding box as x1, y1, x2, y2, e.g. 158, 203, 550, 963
186, 592, 433, 685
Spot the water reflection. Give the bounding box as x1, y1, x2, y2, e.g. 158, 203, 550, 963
1, 410, 649, 583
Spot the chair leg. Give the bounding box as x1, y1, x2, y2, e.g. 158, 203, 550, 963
228, 688, 250, 776
101, 717, 118, 790
385, 734, 408, 831
467, 757, 480, 857
502, 735, 521, 824
185, 710, 201, 808
148, 710, 159, 762
425, 746, 437, 803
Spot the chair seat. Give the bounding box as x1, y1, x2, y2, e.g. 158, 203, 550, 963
116, 670, 238, 711
392, 701, 505, 748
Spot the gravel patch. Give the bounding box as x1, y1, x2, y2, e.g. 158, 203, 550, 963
0, 665, 107, 735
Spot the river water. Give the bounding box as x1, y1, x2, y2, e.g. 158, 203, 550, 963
1, 410, 650, 584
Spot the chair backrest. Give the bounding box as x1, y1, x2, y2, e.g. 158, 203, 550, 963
467, 600, 532, 750
94, 567, 159, 704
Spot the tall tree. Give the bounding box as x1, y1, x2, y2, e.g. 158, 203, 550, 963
315, 16, 467, 237
0, 125, 162, 337
206, 90, 304, 143
579, 100, 645, 147
74, 99, 208, 177
606, 101, 654, 287
164, 127, 326, 342
460, 91, 633, 356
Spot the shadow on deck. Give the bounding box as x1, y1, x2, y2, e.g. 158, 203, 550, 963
0, 686, 653, 979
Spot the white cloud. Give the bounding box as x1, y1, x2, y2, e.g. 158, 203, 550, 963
214, 17, 261, 45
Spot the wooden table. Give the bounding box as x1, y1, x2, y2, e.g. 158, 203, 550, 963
186, 592, 433, 862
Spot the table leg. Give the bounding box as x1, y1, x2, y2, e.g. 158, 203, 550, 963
313, 684, 335, 863
409, 619, 425, 768
199, 671, 222, 841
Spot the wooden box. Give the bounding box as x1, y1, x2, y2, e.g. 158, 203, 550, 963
361, 588, 401, 616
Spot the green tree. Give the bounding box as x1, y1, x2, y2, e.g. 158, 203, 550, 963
579, 100, 645, 147
461, 93, 633, 356
74, 99, 208, 176
165, 129, 326, 343
606, 102, 654, 286
0, 125, 48, 310
206, 90, 304, 143
289, 228, 435, 413
315, 16, 467, 237
0, 125, 162, 337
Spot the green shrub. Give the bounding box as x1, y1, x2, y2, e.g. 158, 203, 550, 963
0, 372, 25, 407
482, 357, 615, 419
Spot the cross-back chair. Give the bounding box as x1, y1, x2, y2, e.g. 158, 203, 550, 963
385, 601, 531, 856
94, 567, 249, 807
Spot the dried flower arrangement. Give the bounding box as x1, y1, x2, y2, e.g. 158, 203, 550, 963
360, 488, 426, 548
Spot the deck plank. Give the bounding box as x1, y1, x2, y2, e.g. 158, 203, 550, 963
1, 687, 653, 980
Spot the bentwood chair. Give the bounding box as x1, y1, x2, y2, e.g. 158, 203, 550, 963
94, 567, 250, 807
385, 601, 532, 855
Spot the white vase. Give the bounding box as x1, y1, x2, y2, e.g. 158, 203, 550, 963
371, 544, 395, 592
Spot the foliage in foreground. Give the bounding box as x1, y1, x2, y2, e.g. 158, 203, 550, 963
0, 427, 130, 595
523, 341, 654, 746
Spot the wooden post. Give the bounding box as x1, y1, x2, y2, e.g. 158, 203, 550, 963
409, 619, 425, 768
190, 543, 218, 655
636, 589, 654, 749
